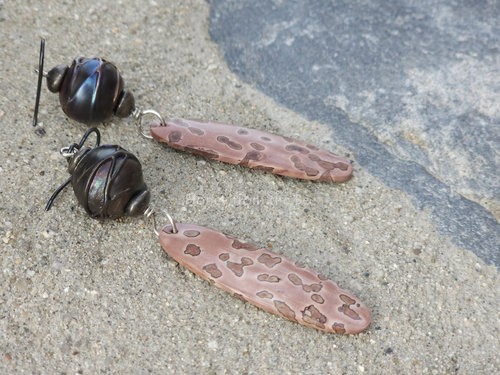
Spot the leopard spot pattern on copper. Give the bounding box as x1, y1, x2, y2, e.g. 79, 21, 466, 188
202, 263, 222, 279
290, 155, 305, 171
218, 253, 230, 261
232, 239, 260, 251
281, 135, 296, 143
302, 305, 327, 329
311, 294, 325, 304
158, 223, 370, 334
257, 274, 281, 283
302, 283, 322, 293
250, 142, 265, 151
150, 118, 353, 182
305, 167, 319, 177
319, 160, 349, 171
226, 257, 253, 277
289, 155, 319, 176
184, 244, 201, 256
239, 151, 263, 168
168, 131, 182, 143
258, 253, 282, 268
188, 127, 205, 136
332, 322, 346, 334
340, 294, 356, 305
288, 273, 303, 286
308, 154, 320, 161
317, 160, 336, 169
217, 135, 243, 150
338, 304, 361, 321
338, 294, 361, 320
256, 290, 274, 299
253, 165, 275, 173
183, 230, 201, 238
287, 272, 322, 293
274, 300, 296, 322
308, 153, 349, 172
285, 144, 310, 154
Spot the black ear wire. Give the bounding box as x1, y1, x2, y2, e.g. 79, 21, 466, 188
44, 177, 72, 211
45, 128, 102, 211
32, 38, 45, 134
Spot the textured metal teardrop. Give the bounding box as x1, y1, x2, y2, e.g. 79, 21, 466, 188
158, 223, 370, 334
150, 118, 353, 182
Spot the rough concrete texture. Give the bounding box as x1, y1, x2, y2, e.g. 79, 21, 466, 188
208, 0, 500, 266
0, 0, 498, 374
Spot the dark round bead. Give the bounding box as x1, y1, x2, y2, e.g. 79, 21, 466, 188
114, 89, 135, 118
69, 145, 150, 218
46, 65, 68, 93
58, 57, 124, 124
126, 189, 151, 216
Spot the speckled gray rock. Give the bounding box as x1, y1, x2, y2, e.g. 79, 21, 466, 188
209, 0, 500, 266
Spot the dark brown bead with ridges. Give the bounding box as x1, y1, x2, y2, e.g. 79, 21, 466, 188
57, 57, 125, 124
68, 145, 150, 218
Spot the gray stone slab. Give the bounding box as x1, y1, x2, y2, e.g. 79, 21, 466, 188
208, 0, 500, 265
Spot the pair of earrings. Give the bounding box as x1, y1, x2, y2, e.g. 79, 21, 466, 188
35, 40, 370, 335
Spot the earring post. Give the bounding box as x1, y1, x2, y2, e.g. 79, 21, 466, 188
32, 38, 45, 128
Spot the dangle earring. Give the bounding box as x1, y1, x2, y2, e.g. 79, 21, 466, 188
34, 39, 353, 183
45, 128, 370, 334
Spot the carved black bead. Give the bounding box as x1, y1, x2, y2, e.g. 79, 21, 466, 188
58, 57, 124, 124
68, 145, 150, 218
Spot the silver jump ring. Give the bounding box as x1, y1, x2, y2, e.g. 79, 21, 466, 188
34, 69, 48, 77
60, 143, 79, 157
144, 207, 178, 236
162, 209, 178, 234
134, 108, 166, 139
60, 147, 74, 158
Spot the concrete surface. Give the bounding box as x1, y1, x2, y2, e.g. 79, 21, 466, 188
0, 0, 498, 374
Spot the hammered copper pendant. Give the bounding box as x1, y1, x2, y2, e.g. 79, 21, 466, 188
159, 223, 370, 334
150, 118, 353, 182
